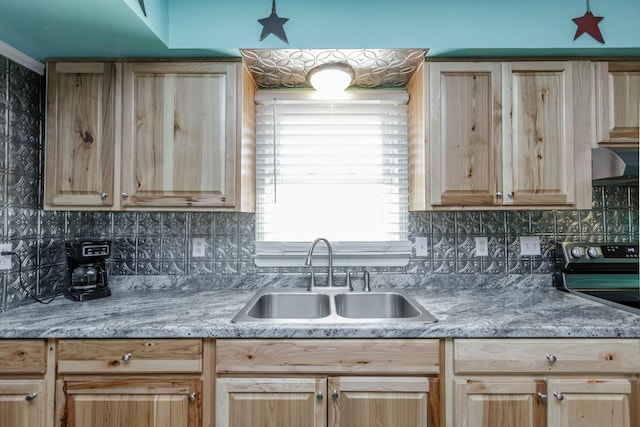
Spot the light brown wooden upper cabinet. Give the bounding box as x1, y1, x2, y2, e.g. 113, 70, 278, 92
45, 62, 120, 209
45, 60, 256, 212
410, 60, 592, 211
595, 61, 640, 145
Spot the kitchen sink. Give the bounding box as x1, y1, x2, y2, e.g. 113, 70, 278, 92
232, 288, 437, 324
246, 292, 331, 319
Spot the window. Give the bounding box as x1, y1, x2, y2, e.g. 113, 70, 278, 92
254, 90, 411, 267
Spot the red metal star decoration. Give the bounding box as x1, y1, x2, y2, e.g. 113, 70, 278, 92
572, 0, 604, 44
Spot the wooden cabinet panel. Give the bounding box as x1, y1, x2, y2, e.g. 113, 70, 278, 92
216, 377, 327, 427
596, 61, 640, 144
329, 376, 436, 427
429, 62, 502, 206
58, 380, 200, 427
0, 340, 46, 374
0, 380, 47, 427
547, 379, 633, 427
121, 62, 239, 209
454, 379, 545, 427
45, 62, 119, 209
454, 339, 640, 374
57, 339, 202, 374
216, 339, 440, 374
502, 61, 574, 206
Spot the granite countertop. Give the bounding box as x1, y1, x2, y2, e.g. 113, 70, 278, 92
1, 274, 638, 339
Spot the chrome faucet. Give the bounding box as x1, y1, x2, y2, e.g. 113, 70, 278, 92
305, 237, 334, 291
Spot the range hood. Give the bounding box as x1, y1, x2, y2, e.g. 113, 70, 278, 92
592, 147, 639, 185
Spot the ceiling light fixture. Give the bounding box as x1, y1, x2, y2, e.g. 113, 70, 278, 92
307, 62, 355, 93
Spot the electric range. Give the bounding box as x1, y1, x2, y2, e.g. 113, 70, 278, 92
553, 242, 639, 315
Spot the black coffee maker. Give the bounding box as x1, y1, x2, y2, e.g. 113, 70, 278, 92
65, 241, 111, 301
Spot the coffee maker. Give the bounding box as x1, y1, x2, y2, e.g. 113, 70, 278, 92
65, 241, 111, 301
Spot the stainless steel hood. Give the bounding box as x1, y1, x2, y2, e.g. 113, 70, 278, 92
592, 147, 639, 185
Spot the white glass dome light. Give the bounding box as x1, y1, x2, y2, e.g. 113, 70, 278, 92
308, 62, 355, 93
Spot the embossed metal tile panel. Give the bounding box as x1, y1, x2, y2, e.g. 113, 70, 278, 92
241, 49, 426, 88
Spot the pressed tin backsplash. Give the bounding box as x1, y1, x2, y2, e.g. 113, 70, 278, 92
0, 54, 638, 311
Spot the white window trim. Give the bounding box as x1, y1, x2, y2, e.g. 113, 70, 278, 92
254, 241, 412, 268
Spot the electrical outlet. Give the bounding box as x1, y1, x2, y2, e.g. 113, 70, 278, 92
520, 236, 541, 256
192, 238, 206, 258
475, 237, 489, 257
0, 243, 12, 270
415, 237, 428, 257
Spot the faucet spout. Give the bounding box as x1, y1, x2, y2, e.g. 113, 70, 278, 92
305, 237, 333, 290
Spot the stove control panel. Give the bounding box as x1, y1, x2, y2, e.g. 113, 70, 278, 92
560, 242, 639, 264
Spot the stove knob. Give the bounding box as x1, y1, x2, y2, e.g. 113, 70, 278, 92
570, 247, 585, 258
586, 247, 602, 258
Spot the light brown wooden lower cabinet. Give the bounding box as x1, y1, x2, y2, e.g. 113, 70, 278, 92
215, 339, 442, 427
0, 379, 48, 427
450, 339, 640, 427
56, 379, 201, 427
216, 376, 438, 427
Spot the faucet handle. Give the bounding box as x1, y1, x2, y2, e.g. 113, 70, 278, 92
363, 268, 371, 292
346, 271, 353, 291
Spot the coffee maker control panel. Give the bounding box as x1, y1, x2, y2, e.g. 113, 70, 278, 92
82, 243, 110, 257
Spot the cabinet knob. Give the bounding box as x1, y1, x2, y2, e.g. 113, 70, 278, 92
188, 392, 197, 402
25, 392, 38, 401
553, 392, 564, 401
536, 392, 548, 401
496, 191, 503, 198
546, 354, 557, 363
121, 192, 129, 199
99, 192, 108, 199
331, 390, 339, 399
122, 352, 132, 362
316, 391, 324, 401
507, 191, 515, 198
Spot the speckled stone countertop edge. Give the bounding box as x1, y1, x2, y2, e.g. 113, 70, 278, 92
1, 274, 638, 339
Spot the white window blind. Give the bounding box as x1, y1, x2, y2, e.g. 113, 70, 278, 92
254, 89, 411, 267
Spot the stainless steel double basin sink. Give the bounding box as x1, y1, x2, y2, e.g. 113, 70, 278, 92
232, 288, 437, 324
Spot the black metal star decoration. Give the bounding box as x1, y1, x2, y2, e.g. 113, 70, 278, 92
137, 0, 147, 17
258, 0, 289, 44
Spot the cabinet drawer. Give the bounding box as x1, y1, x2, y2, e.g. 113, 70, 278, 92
0, 340, 46, 374
454, 339, 640, 374
216, 339, 440, 374
58, 339, 202, 374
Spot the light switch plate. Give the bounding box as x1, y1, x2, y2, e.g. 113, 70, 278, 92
520, 236, 541, 256
0, 243, 12, 270
415, 237, 428, 257
475, 237, 489, 257
191, 238, 206, 258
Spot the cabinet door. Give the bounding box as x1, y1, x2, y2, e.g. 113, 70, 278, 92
429, 62, 502, 207
329, 376, 437, 427
454, 379, 546, 427
45, 62, 119, 209
547, 379, 633, 427
121, 62, 239, 209
58, 380, 200, 427
596, 61, 640, 144
503, 62, 575, 206
216, 377, 327, 427
0, 380, 46, 427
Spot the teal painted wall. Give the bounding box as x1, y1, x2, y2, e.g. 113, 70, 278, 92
168, 0, 640, 53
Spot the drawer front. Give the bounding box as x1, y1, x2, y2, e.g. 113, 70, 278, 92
0, 340, 46, 374
455, 339, 640, 374
216, 339, 440, 374
58, 339, 202, 374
